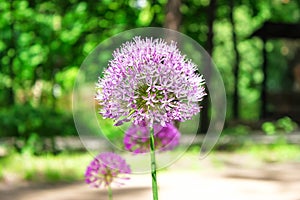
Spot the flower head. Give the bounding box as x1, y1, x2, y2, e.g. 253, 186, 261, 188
96, 36, 206, 127
85, 152, 131, 188
124, 122, 180, 154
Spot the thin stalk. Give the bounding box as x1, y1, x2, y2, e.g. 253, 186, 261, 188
108, 186, 113, 200
150, 127, 158, 200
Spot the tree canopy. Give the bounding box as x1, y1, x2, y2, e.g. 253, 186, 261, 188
0, 0, 299, 140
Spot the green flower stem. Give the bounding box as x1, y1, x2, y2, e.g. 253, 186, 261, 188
108, 186, 113, 200
150, 127, 159, 200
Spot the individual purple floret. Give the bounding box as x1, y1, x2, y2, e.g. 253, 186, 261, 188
124, 121, 180, 153
96, 36, 206, 127
85, 152, 131, 188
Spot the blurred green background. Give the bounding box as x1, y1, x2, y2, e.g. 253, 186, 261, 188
0, 0, 300, 184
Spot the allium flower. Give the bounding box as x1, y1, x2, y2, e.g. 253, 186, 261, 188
85, 152, 131, 188
124, 121, 180, 153
96, 36, 206, 127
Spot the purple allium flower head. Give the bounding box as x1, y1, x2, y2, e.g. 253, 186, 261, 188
124, 121, 180, 154
85, 152, 131, 188
96, 37, 206, 127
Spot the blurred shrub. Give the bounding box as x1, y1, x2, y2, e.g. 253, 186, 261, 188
0, 104, 77, 154
262, 117, 298, 135
20, 133, 43, 155
262, 122, 276, 135
222, 124, 251, 136
0, 104, 76, 138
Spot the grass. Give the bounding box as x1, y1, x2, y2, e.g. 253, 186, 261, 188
0, 152, 93, 183
236, 143, 300, 163
1, 143, 299, 183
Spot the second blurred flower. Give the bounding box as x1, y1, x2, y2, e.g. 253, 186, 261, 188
124, 121, 180, 154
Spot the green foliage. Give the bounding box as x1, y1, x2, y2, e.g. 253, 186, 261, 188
277, 117, 298, 132
0, 165, 3, 180
213, 1, 300, 120
262, 122, 276, 135
0, 152, 91, 182
0, 104, 76, 152
0, 0, 152, 146
238, 144, 300, 163
0, 0, 141, 106
21, 133, 42, 155
222, 125, 251, 136
0, 0, 299, 145
262, 117, 298, 135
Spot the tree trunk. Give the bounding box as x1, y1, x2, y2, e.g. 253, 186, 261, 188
261, 39, 267, 118
8, 0, 15, 105
164, 0, 181, 30
229, 0, 241, 119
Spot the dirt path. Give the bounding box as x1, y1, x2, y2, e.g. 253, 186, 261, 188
1, 154, 300, 200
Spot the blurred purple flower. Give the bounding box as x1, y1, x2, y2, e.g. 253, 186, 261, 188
96, 37, 206, 127
85, 152, 131, 188
124, 121, 180, 154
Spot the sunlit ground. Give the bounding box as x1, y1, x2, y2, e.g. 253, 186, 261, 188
1, 144, 300, 200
